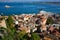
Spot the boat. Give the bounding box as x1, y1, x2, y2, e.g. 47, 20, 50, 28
5, 5, 11, 8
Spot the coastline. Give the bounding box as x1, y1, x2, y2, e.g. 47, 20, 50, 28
0, 1, 60, 40
0, 2, 60, 15
0, 11, 59, 16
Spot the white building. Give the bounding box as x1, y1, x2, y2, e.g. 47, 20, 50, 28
0, 20, 7, 28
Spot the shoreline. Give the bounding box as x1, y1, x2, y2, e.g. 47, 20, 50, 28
0, 11, 59, 16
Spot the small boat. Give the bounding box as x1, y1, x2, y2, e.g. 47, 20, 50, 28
5, 5, 11, 8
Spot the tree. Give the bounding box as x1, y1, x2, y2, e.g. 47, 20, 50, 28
0, 27, 8, 40
6, 16, 14, 27
5, 16, 16, 40
17, 31, 27, 40
46, 17, 54, 25
5, 16, 27, 40
30, 33, 40, 40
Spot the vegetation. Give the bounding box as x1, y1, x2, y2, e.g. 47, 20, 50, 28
0, 16, 40, 40
30, 33, 40, 40
4, 16, 16, 40
46, 17, 54, 25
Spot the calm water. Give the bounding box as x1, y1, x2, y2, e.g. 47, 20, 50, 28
0, 2, 60, 15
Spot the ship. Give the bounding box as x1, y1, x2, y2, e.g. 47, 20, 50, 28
5, 5, 11, 8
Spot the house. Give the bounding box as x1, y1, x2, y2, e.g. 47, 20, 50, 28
0, 20, 7, 28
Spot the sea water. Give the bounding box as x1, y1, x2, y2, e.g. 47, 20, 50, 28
0, 2, 60, 15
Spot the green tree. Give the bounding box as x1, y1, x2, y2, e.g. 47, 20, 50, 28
6, 16, 14, 28
0, 27, 8, 40
30, 33, 40, 40
46, 17, 54, 25
5, 16, 27, 40
5, 16, 16, 40
17, 31, 27, 40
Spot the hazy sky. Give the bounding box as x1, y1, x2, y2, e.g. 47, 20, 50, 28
0, 0, 60, 2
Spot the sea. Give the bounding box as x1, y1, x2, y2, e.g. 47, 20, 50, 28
0, 2, 60, 15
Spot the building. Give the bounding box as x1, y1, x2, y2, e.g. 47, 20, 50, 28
40, 15, 47, 32
0, 19, 7, 28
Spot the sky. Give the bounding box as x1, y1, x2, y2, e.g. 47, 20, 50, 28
0, 0, 60, 2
